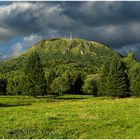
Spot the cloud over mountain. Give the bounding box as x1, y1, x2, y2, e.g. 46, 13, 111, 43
0, 1, 140, 59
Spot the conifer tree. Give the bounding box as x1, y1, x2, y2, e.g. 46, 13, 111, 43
98, 60, 110, 96
106, 55, 128, 97
130, 64, 140, 96
22, 49, 46, 97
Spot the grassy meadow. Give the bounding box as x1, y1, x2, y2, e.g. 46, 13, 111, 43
0, 95, 140, 139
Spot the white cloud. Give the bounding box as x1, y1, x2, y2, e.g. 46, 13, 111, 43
0, 2, 77, 41
0, 2, 38, 20
12, 34, 42, 57
23, 34, 42, 45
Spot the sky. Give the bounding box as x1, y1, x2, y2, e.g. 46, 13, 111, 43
0, 1, 140, 60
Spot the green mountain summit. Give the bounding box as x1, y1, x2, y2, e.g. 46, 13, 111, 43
32, 38, 116, 56
0, 38, 120, 74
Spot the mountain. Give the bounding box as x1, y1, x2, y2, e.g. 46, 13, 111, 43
32, 38, 120, 56
0, 38, 121, 75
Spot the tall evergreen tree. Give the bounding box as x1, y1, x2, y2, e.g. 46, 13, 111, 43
98, 60, 110, 96
130, 64, 140, 96
22, 49, 46, 97
123, 51, 137, 78
106, 55, 128, 97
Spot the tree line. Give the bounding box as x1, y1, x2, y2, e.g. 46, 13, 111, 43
0, 49, 140, 97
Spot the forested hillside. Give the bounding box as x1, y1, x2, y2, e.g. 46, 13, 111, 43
0, 38, 140, 97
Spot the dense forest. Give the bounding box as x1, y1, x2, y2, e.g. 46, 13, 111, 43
0, 38, 140, 97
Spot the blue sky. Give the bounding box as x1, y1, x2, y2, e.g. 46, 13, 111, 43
1, 1, 140, 60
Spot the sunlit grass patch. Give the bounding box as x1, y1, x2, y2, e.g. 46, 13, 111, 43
0, 95, 140, 138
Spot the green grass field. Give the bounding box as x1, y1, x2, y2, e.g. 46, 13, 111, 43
0, 95, 140, 139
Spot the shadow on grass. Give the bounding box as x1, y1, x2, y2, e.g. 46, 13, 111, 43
54, 97, 86, 100
0, 103, 31, 108
36, 95, 88, 101
36, 94, 92, 101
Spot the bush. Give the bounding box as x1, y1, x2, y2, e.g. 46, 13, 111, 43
50, 76, 70, 95
7, 74, 23, 95
82, 74, 100, 96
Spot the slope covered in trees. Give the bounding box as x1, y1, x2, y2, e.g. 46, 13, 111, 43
0, 38, 140, 97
